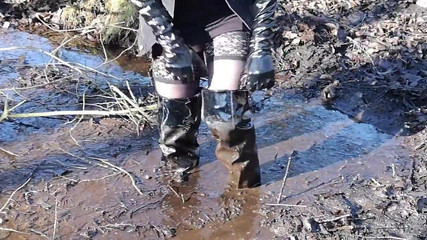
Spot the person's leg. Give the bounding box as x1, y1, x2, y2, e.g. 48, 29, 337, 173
153, 44, 207, 182
154, 49, 206, 98
202, 31, 261, 188
208, 31, 249, 91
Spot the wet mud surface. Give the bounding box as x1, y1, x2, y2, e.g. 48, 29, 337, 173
0, 28, 426, 239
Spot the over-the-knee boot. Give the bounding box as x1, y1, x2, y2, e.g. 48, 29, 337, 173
202, 89, 261, 188
158, 94, 201, 182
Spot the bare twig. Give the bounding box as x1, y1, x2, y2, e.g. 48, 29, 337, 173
29, 228, 51, 240
35, 13, 95, 33
110, 85, 155, 124
52, 197, 59, 240
391, 164, 396, 178
0, 178, 32, 213
99, 31, 109, 64
130, 200, 161, 218
60, 172, 119, 183
0, 46, 82, 73
0, 227, 29, 235
108, 23, 138, 32
167, 185, 185, 203
61, 150, 143, 195
0, 98, 27, 122
0, 147, 19, 157
266, 203, 307, 208
352, 235, 407, 240
72, 62, 121, 80
277, 150, 296, 203
96, 37, 138, 69
318, 213, 351, 223
88, 156, 143, 196
168, 185, 181, 199
0, 76, 73, 91
0, 106, 156, 122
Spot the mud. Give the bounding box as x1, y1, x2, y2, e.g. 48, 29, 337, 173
0, 21, 426, 240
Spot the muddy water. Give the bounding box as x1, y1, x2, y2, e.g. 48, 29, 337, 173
0, 29, 416, 239
0, 28, 150, 88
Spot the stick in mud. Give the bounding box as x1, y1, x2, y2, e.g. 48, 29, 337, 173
0, 227, 28, 236
51, 197, 59, 240
277, 150, 296, 204
0, 147, 19, 157
0, 177, 32, 213
317, 213, 351, 223
61, 149, 144, 196
0, 46, 83, 73
168, 185, 185, 203
266, 203, 307, 208
0, 105, 157, 122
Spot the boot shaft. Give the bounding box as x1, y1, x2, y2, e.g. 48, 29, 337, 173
158, 94, 202, 170
202, 89, 261, 188
201, 89, 252, 128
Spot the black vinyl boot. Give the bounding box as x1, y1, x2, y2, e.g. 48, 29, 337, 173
202, 89, 261, 188
158, 94, 202, 182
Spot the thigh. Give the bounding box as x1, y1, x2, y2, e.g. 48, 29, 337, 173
208, 31, 250, 91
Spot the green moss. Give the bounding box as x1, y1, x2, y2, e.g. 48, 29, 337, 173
102, 0, 138, 44
60, 5, 82, 28
59, 0, 138, 46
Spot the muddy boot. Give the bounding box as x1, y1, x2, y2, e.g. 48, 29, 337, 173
158, 94, 201, 183
202, 89, 261, 188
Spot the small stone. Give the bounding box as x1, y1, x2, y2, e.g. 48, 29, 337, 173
2, 22, 10, 29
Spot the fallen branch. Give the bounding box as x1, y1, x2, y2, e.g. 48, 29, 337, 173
0, 106, 156, 122
130, 200, 161, 218
277, 150, 296, 203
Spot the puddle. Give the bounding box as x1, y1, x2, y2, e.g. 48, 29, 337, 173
0, 30, 416, 239
0, 28, 150, 88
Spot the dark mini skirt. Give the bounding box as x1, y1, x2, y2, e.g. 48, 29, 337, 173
173, 1, 249, 46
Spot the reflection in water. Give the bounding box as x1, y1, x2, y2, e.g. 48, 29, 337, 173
0, 29, 151, 88
174, 188, 265, 240
254, 94, 391, 184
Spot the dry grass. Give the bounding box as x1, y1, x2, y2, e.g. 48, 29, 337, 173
59, 0, 138, 45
